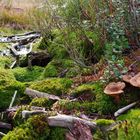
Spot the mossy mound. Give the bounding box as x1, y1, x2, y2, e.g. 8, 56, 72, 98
2, 115, 50, 140
42, 59, 93, 78
108, 109, 140, 140
30, 98, 53, 108
71, 84, 96, 101
0, 69, 25, 109
42, 59, 76, 78
30, 78, 73, 96
0, 56, 12, 68
12, 66, 44, 82
52, 99, 95, 114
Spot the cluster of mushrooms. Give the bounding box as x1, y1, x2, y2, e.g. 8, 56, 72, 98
104, 72, 140, 103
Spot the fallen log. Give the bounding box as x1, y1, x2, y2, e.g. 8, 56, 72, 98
21, 111, 97, 130
0, 122, 12, 129
25, 88, 61, 101
114, 101, 138, 117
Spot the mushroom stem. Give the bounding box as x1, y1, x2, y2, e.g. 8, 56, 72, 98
114, 95, 120, 103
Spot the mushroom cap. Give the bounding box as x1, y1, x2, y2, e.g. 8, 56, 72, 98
104, 82, 126, 95
122, 74, 133, 83
130, 72, 140, 87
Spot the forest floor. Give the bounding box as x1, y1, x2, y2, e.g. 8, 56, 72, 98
0, 2, 140, 140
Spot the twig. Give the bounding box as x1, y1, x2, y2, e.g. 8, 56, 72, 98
9, 90, 17, 109
114, 101, 138, 117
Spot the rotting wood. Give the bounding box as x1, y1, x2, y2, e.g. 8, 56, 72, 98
21, 111, 97, 130
66, 120, 93, 140
0, 122, 12, 129
25, 88, 61, 101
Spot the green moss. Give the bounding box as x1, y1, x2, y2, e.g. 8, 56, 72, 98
12, 66, 44, 82
92, 82, 117, 115
54, 99, 95, 114
96, 119, 114, 127
43, 63, 58, 77
48, 127, 67, 140
30, 98, 53, 108
108, 109, 140, 140
30, 78, 73, 96
72, 84, 95, 98
42, 59, 75, 78
13, 106, 31, 126
0, 56, 12, 68
48, 43, 69, 59
0, 69, 25, 109
3, 115, 50, 140
118, 109, 140, 121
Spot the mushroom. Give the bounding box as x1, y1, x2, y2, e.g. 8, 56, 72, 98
130, 72, 140, 87
104, 82, 126, 103
122, 72, 135, 83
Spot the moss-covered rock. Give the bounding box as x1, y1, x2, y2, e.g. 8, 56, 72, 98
0, 69, 25, 109
30, 97, 53, 108
2, 115, 50, 140
12, 66, 44, 82
30, 78, 73, 96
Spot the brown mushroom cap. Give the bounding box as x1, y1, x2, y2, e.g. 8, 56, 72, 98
122, 74, 134, 83
104, 82, 126, 95
130, 72, 140, 87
